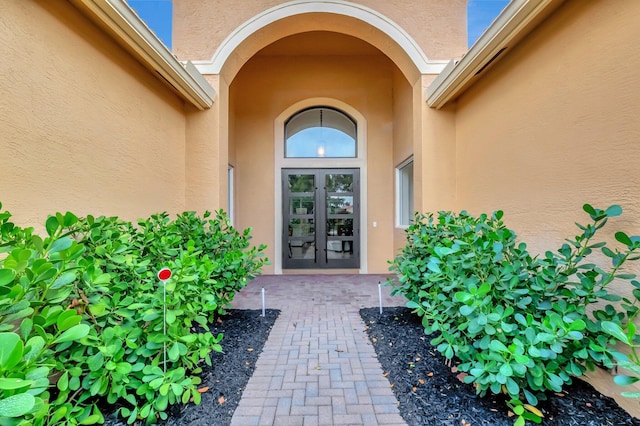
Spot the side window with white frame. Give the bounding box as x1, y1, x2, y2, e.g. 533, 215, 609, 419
396, 157, 414, 227
228, 165, 234, 226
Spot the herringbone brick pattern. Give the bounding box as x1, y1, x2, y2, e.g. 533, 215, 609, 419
230, 274, 407, 426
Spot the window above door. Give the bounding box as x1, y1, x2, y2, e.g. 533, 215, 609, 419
285, 107, 356, 158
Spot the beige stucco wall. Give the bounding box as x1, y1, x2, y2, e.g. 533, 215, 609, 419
173, 0, 467, 63
185, 74, 232, 216
454, 0, 640, 271
1, 1, 187, 227
230, 52, 397, 273
391, 68, 415, 256
452, 0, 640, 414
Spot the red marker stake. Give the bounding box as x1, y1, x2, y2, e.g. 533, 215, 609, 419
158, 268, 172, 373
158, 268, 172, 282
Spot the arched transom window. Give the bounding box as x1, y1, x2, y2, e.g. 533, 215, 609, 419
285, 107, 356, 158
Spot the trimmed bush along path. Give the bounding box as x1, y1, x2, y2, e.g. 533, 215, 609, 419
228, 275, 639, 425
362, 306, 640, 426
104, 275, 638, 425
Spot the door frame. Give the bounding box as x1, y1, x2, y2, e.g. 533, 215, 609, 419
273, 98, 368, 274
282, 168, 361, 269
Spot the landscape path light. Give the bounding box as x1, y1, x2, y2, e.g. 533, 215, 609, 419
157, 267, 172, 373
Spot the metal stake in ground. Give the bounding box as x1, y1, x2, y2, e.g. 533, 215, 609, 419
157, 267, 172, 373
378, 283, 383, 314
261, 288, 266, 317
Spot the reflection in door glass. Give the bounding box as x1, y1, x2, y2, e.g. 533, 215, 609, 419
290, 196, 315, 215
327, 196, 353, 215
326, 241, 354, 259
288, 174, 315, 192
327, 219, 353, 236
325, 174, 352, 192
289, 240, 316, 260
289, 218, 315, 237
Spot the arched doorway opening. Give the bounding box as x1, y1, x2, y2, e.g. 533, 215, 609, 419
282, 107, 360, 269
201, 2, 444, 274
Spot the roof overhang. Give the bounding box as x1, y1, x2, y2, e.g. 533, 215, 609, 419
426, 0, 564, 109
70, 0, 215, 110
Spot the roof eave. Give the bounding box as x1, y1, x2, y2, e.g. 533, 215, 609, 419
70, 0, 215, 110
426, 0, 563, 109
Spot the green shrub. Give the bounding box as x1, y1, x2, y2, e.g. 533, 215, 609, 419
389, 205, 640, 425
0, 203, 267, 425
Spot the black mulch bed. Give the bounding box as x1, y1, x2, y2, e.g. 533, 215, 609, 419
103, 309, 279, 426
361, 306, 640, 426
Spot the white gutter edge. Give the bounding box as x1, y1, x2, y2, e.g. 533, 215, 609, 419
70, 0, 215, 110
426, 0, 560, 109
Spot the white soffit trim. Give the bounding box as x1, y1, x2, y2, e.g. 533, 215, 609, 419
192, 0, 447, 75
70, 0, 215, 110
426, 0, 563, 109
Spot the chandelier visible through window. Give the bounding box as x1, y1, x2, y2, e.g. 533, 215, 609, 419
285, 107, 356, 158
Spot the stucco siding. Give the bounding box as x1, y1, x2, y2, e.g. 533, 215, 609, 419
1, 1, 187, 226
173, 0, 467, 63
455, 0, 640, 256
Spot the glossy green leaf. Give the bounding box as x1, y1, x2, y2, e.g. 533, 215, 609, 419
49, 237, 73, 254
79, 414, 102, 425
57, 309, 82, 331
0, 269, 15, 286
0, 333, 23, 370
615, 231, 633, 246
23, 336, 45, 363
499, 363, 513, 377
601, 321, 629, 344
582, 204, 596, 215
45, 216, 59, 237
605, 205, 623, 217
116, 362, 132, 375
50, 406, 68, 424
52, 272, 77, 289
57, 371, 69, 391
459, 305, 475, 316
614, 375, 639, 386
454, 292, 472, 303
53, 324, 90, 344
505, 377, 519, 395
169, 343, 180, 362
489, 340, 508, 353
87, 351, 104, 372
0, 393, 35, 417
0, 378, 33, 390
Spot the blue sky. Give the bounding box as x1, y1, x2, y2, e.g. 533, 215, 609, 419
129, 0, 510, 51
468, 0, 510, 47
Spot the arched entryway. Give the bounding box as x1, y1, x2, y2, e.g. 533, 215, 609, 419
280, 105, 363, 270
188, 1, 450, 274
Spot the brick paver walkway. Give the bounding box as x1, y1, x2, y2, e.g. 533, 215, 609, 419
230, 274, 408, 426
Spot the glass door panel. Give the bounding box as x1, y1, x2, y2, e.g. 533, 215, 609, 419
324, 171, 357, 267
289, 196, 315, 215
283, 172, 317, 268
283, 169, 359, 269
325, 174, 353, 192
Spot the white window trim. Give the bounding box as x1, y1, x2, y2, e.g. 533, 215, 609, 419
228, 165, 234, 226
396, 156, 414, 229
